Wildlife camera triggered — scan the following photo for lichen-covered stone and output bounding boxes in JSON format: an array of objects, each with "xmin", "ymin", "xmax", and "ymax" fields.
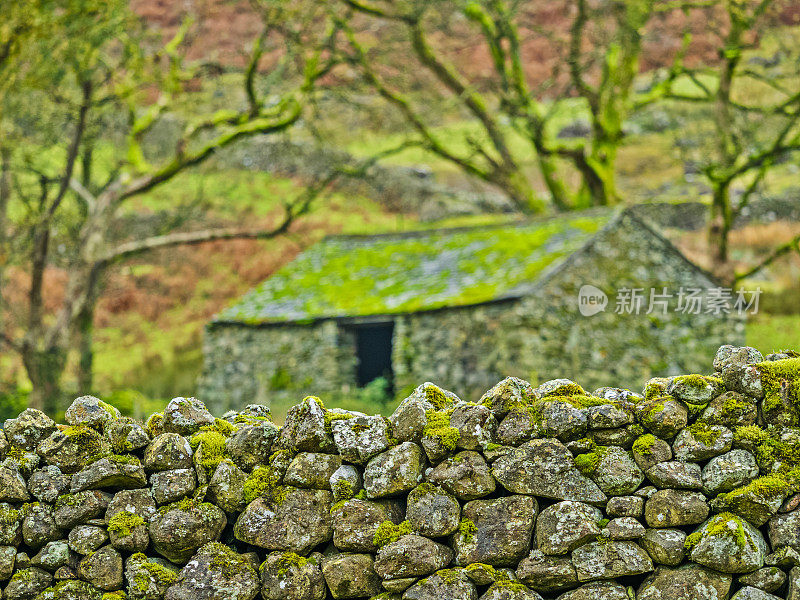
[
  {"xmin": 375, "ymin": 535, "xmax": 453, "ymax": 580},
  {"xmin": 70, "ymin": 456, "xmax": 147, "ymax": 492},
  {"xmin": 329, "ymin": 464, "xmax": 362, "ymax": 502},
  {"xmin": 644, "ymin": 489, "xmax": 709, "ymax": 528},
  {"xmin": 738, "ymin": 567, "xmax": 786, "ymax": 593},
  {"xmin": 640, "ymin": 528, "xmax": 686, "ymax": 566},
  {"xmin": 555, "ymin": 581, "xmax": 628, "ymax": 600},
  {"xmin": 53, "ymin": 490, "xmax": 109, "ymax": 529},
  {"xmin": 280, "ymin": 397, "xmax": 335, "ymax": 453},
  {"xmin": 492, "ymin": 439, "xmax": 605, "ymax": 503},
  {"xmin": 406, "ymin": 483, "xmax": 460, "ymax": 538},
  {"xmin": 571, "ymin": 540, "xmax": 653, "ymax": 581},
  {"xmin": 769, "ymin": 510, "xmax": 800, "ymax": 553},
  {"xmin": 322, "ymin": 552, "xmax": 382, "ymax": 598},
  {"xmin": 21, "ymin": 503, "xmax": 61, "ymax": 550},
  {"xmin": 284, "ymin": 452, "xmax": 342, "ymax": 490},
  {"xmin": 637, "ymin": 564, "xmax": 731, "ymax": 600},
  {"xmin": 667, "ymin": 375, "xmax": 723, "ymax": 406},
  {"xmin": 606, "ymin": 517, "xmax": 645, "ymax": 540},
  {"xmin": 688, "ymin": 513, "xmax": 767, "ymax": 574},
  {"xmin": 4, "ymin": 409, "xmax": 57, "ymax": 451},
  {"xmin": 234, "ymin": 488, "xmax": 332, "ymax": 554},
  {"xmin": 65, "ymin": 396, "xmax": 120, "ymax": 430},
  {"xmin": 516, "ymin": 552, "xmax": 577, "ymax": 594},
  {"xmin": 78, "ymin": 546, "xmax": 124, "ymax": 591},
  {"xmin": 427, "ymin": 451, "xmax": 495, "ymax": 500},
  {"xmin": 0, "ymin": 465, "xmax": 31, "ymax": 502},
  {"xmin": 125, "ymin": 552, "xmax": 179, "ymax": 600},
  {"xmin": 479, "ymin": 580, "xmax": 544, "ymax": 600},
  {"xmin": 702, "ymin": 450, "xmax": 759, "ymax": 496},
  {"xmin": 27, "ymin": 466, "xmax": 69, "ymax": 504},
  {"xmin": 105, "ymin": 488, "xmax": 157, "ymax": 524},
  {"xmin": 260, "ymin": 551, "xmax": 326, "ymax": 600},
  {"xmin": 331, "ymin": 498, "xmax": 403, "ymax": 552},
  {"xmin": 331, "ymin": 415, "xmax": 392, "ymax": 464},
  {"xmin": 646, "ymin": 461, "xmax": 702, "ymax": 490},
  {"xmin": 450, "ymin": 403, "xmax": 497, "ymax": 450},
  {"xmin": 31, "ymin": 541, "xmax": 69, "ymax": 571},
  {"xmin": 606, "ymin": 495, "xmax": 644, "ymax": 518},
  {"xmin": 68, "ymin": 525, "xmax": 109, "ymax": 555},
  {"xmin": 162, "ymin": 398, "xmax": 215, "ymax": 436},
  {"xmin": 700, "ymin": 391, "xmax": 757, "ymax": 428},
  {"xmin": 164, "ymin": 542, "xmax": 260, "ymax": 600},
  {"xmin": 581, "ymin": 446, "xmax": 643, "ymax": 496},
  {"xmin": 402, "ymin": 568, "xmax": 477, "ymax": 600},
  {"xmin": 4, "ymin": 567, "xmax": 53, "ymax": 600},
  {"xmin": 364, "ymin": 442, "xmax": 425, "ymax": 499},
  {"xmin": 636, "ymin": 398, "xmax": 688, "ymax": 439},
  {"xmin": 673, "ymin": 424, "xmax": 733, "ymax": 461},
  {"xmin": 632, "ymin": 434, "xmax": 673, "ymax": 472},
  {"xmin": 105, "ymin": 418, "xmax": 150, "ymax": 453},
  {"xmin": 149, "ymin": 500, "xmax": 226, "ymax": 563},
  {"xmin": 730, "ymin": 586, "xmax": 782, "ymax": 600},
  {"xmin": 534, "ymin": 501, "xmax": 601, "ymax": 555},
  {"xmin": 143, "ymin": 433, "xmax": 193, "ymax": 472},
  {"xmin": 150, "ymin": 468, "xmax": 197, "ymax": 505},
  {"xmin": 453, "ymin": 495, "xmax": 536, "ymax": 566},
  {"xmin": 36, "ymin": 426, "xmax": 111, "ymax": 474}
]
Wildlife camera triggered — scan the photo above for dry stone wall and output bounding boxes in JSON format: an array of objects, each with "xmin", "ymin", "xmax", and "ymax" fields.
[{"xmin": 3, "ymin": 345, "xmax": 800, "ymax": 600}]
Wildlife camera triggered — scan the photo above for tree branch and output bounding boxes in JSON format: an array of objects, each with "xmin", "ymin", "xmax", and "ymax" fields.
[{"xmin": 735, "ymin": 234, "xmax": 800, "ymax": 282}]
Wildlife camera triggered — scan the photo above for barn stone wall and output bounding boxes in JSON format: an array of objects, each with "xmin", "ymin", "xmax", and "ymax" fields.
[{"xmin": 2, "ymin": 345, "xmax": 800, "ymax": 600}]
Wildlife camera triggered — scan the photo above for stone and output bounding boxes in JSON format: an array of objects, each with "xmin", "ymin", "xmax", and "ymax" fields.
[
  {"xmin": 27, "ymin": 466, "xmax": 69, "ymax": 503},
  {"xmin": 108, "ymin": 510, "xmax": 149, "ymax": 553},
  {"xmin": 78, "ymin": 546, "xmax": 123, "ymax": 590},
  {"xmin": 571, "ymin": 540, "xmax": 653, "ymax": 581},
  {"xmin": 454, "ymin": 495, "xmax": 536, "ymax": 566},
  {"xmin": 364, "ymin": 442, "xmax": 425, "ymax": 499},
  {"xmin": 702, "ymin": 450, "xmax": 759, "ymax": 496},
  {"xmin": 402, "ymin": 568, "xmax": 478, "ymax": 600},
  {"xmin": 70, "ymin": 456, "xmax": 147, "ymax": 492},
  {"xmin": 480, "ymin": 377, "xmax": 536, "ymax": 417},
  {"xmin": 606, "ymin": 517, "xmax": 645, "ymax": 540},
  {"xmin": 555, "ymin": 581, "xmax": 628, "ymax": 600},
  {"xmin": 65, "ymin": 396, "xmax": 119, "ymax": 430},
  {"xmin": 35, "ymin": 579, "xmax": 104, "ymax": 600},
  {"xmin": 537, "ymin": 400, "xmax": 587, "ymax": 441},
  {"xmin": 284, "ymin": 452, "xmax": 342, "ymax": 489},
  {"xmin": 149, "ymin": 501, "xmax": 227, "ymax": 563},
  {"xmin": 636, "ymin": 398, "xmax": 688, "ymax": 439},
  {"xmin": 644, "ymin": 489, "xmax": 709, "ymax": 528},
  {"xmin": 4, "ymin": 409, "xmax": 56, "ymax": 451},
  {"xmin": 584, "ymin": 404, "xmax": 633, "ymax": 430},
  {"xmin": 150, "ymin": 468, "xmax": 197, "ymax": 505},
  {"xmin": 788, "ymin": 566, "xmax": 800, "ymax": 600},
  {"xmin": 207, "ymin": 460, "xmax": 246, "ymax": 512},
  {"xmin": 226, "ymin": 422, "xmax": 280, "ymax": 471},
  {"xmin": 54, "ymin": 490, "xmax": 109, "ymax": 529},
  {"xmin": 700, "ymin": 391, "xmax": 757, "ymax": 428},
  {"xmin": 673, "ymin": 425, "xmax": 733, "ymax": 461},
  {"xmin": 738, "ymin": 567, "xmax": 786, "ymax": 593},
  {"xmin": 406, "ymin": 483, "xmax": 460, "ymax": 537},
  {"xmin": 21, "ymin": 503, "xmax": 61, "ymax": 549},
  {"xmin": 329, "ymin": 465, "xmax": 362, "ymax": 502},
  {"xmin": 583, "ymin": 446, "xmax": 643, "ymax": 496},
  {"xmin": 0, "ymin": 466, "xmax": 30, "ymax": 502},
  {"xmin": 427, "ymin": 451, "xmax": 495, "ymax": 500},
  {"xmin": 31, "ymin": 541, "xmax": 69, "ymax": 571},
  {"xmin": 479, "ymin": 581, "xmax": 544, "ymax": 600},
  {"xmin": 646, "ymin": 461, "xmax": 702, "ymax": 490},
  {"xmin": 606, "ymin": 495, "xmax": 644, "ymax": 517},
  {"xmin": 162, "ymin": 397, "xmax": 215, "ymax": 436},
  {"xmin": 331, "ymin": 498, "xmax": 403, "ymax": 552},
  {"xmin": 450, "ymin": 403, "xmax": 497, "ymax": 450},
  {"xmin": 234, "ymin": 488, "xmax": 332, "ymax": 554},
  {"xmin": 36, "ymin": 426, "xmax": 110, "ymax": 474},
  {"xmin": 0, "ymin": 545, "xmax": 15, "ymax": 580},
  {"xmin": 4, "ymin": 567, "xmax": 53, "ymax": 600},
  {"xmin": 688, "ymin": 513, "xmax": 767, "ymax": 573},
  {"xmin": 280, "ymin": 397, "xmax": 335, "ymax": 453},
  {"xmin": 125, "ymin": 553, "xmax": 180, "ymax": 600},
  {"xmin": 321, "ymin": 553, "xmax": 382, "ymax": 598},
  {"xmin": 770, "ymin": 510, "xmax": 800, "ymax": 553},
  {"xmin": 0, "ymin": 503, "xmax": 22, "ymax": 546},
  {"xmin": 731, "ymin": 587, "xmax": 782, "ymax": 600},
  {"xmin": 534, "ymin": 501, "xmax": 602, "ymax": 555},
  {"xmin": 492, "ymin": 439, "xmax": 605, "ymax": 503},
  {"xmin": 497, "ymin": 410, "xmax": 538, "ymax": 446},
  {"xmin": 68, "ymin": 525, "xmax": 108, "ymax": 555},
  {"xmin": 718, "ymin": 347, "xmax": 764, "ymax": 398},
  {"xmin": 105, "ymin": 418, "xmax": 150, "ymax": 453},
  {"xmin": 375, "ymin": 535, "xmax": 453, "ymax": 580},
  {"xmin": 105, "ymin": 488, "xmax": 157, "ymax": 523},
  {"xmin": 143, "ymin": 433, "xmax": 193, "ymax": 472},
  {"xmin": 632, "ymin": 434, "xmax": 673, "ymax": 472},
  {"xmin": 667, "ymin": 375, "xmax": 724, "ymax": 406},
  {"xmin": 331, "ymin": 415, "xmax": 392, "ymax": 464},
  {"xmin": 516, "ymin": 552, "xmax": 578, "ymax": 594},
  {"xmin": 640, "ymin": 528, "xmax": 686, "ymax": 566},
  {"xmin": 637, "ymin": 564, "xmax": 732, "ymax": 600},
  {"xmin": 260, "ymin": 551, "xmax": 326, "ymax": 600},
  {"xmin": 164, "ymin": 542, "xmax": 260, "ymax": 600}
]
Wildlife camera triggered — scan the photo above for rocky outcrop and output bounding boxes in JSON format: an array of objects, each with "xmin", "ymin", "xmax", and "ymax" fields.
[{"xmin": 2, "ymin": 345, "xmax": 800, "ymax": 599}]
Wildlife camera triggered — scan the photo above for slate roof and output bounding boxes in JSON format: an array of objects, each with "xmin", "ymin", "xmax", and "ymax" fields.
[{"xmin": 214, "ymin": 211, "xmax": 613, "ymax": 325}]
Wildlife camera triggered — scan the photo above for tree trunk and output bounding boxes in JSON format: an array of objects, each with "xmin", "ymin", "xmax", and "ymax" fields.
[
  {"xmin": 75, "ymin": 303, "xmax": 94, "ymax": 394},
  {"xmin": 22, "ymin": 346, "xmax": 67, "ymax": 415},
  {"xmin": 708, "ymin": 182, "xmax": 735, "ymax": 285}
]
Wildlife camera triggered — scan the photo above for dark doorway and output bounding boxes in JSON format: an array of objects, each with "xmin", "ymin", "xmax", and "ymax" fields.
[{"xmin": 354, "ymin": 322, "xmax": 394, "ymax": 389}]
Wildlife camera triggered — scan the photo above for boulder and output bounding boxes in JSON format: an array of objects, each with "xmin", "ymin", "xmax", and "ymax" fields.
[
  {"xmin": 673, "ymin": 425, "xmax": 733, "ymax": 461},
  {"xmin": 331, "ymin": 415, "xmax": 392, "ymax": 464},
  {"xmin": 402, "ymin": 568, "xmax": 478, "ymax": 600},
  {"xmin": 143, "ymin": 433, "xmax": 193, "ymax": 472},
  {"xmin": 644, "ymin": 489, "xmax": 709, "ymax": 528},
  {"xmin": 260, "ymin": 551, "xmax": 326, "ymax": 600},
  {"xmin": 516, "ymin": 552, "xmax": 578, "ymax": 594},
  {"xmin": 284, "ymin": 452, "xmax": 342, "ymax": 490},
  {"xmin": 77, "ymin": 546, "xmax": 123, "ymax": 591},
  {"xmin": 640, "ymin": 528, "xmax": 686, "ymax": 566},
  {"xmin": 36, "ymin": 426, "xmax": 110, "ymax": 473},
  {"xmin": 4, "ymin": 409, "xmax": 57, "ymax": 451},
  {"xmin": 450, "ymin": 403, "xmax": 497, "ymax": 450},
  {"xmin": 207, "ymin": 460, "xmax": 246, "ymax": 512},
  {"xmin": 406, "ymin": 483, "xmax": 461, "ymax": 537},
  {"xmin": 149, "ymin": 500, "xmax": 226, "ymax": 563},
  {"xmin": 150, "ymin": 468, "xmax": 197, "ymax": 505},
  {"xmin": 162, "ymin": 397, "xmax": 215, "ymax": 436},
  {"xmin": 4, "ymin": 567, "xmax": 53, "ymax": 600},
  {"xmin": 688, "ymin": 513, "xmax": 767, "ymax": 573},
  {"xmin": 534, "ymin": 501, "xmax": 602, "ymax": 555},
  {"xmin": 70, "ymin": 456, "xmax": 147, "ymax": 492},
  {"xmin": 427, "ymin": 451, "xmax": 495, "ymax": 500},
  {"xmin": 54, "ymin": 490, "xmax": 109, "ymax": 529},
  {"xmin": 454, "ymin": 495, "xmax": 536, "ymax": 566},
  {"xmin": 364, "ymin": 442, "xmax": 425, "ymax": 499},
  {"xmin": 646, "ymin": 461, "xmax": 702, "ymax": 490},
  {"xmin": 27, "ymin": 466, "xmax": 69, "ymax": 503},
  {"xmin": 702, "ymin": 450, "xmax": 759, "ymax": 496},
  {"xmin": 375, "ymin": 534, "xmax": 453, "ymax": 580},
  {"xmin": 321, "ymin": 552, "xmax": 382, "ymax": 598},
  {"xmin": 164, "ymin": 542, "xmax": 260, "ymax": 600},
  {"xmin": 279, "ymin": 397, "xmax": 335, "ymax": 453},
  {"xmin": 68, "ymin": 525, "xmax": 108, "ymax": 555},
  {"xmin": 738, "ymin": 567, "xmax": 786, "ymax": 593},
  {"xmin": 637, "ymin": 564, "xmax": 732, "ymax": 600},
  {"xmin": 65, "ymin": 396, "xmax": 119, "ymax": 430},
  {"xmin": 226, "ymin": 422, "xmax": 279, "ymax": 471},
  {"xmin": 571, "ymin": 540, "xmax": 653, "ymax": 581},
  {"xmin": 331, "ymin": 497, "xmax": 403, "ymax": 552},
  {"xmin": 125, "ymin": 553, "xmax": 179, "ymax": 600}
]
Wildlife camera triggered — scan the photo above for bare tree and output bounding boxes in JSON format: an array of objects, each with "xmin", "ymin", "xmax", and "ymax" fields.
[
  {"xmin": 0, "ymin": 0, "xmax": 342, "ymax": 413},
  {"xmin": 667, "ymin": 0, "xmax": 800, "ymax": 282},
  {"xmin": 334, "ymin": 0, "xmax": 689, "ymax": 212}
]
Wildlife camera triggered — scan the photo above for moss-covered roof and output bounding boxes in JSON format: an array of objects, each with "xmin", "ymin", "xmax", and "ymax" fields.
[{"xmin": 215, "ymin": 213, "xmax": 611, "ymax": 324}]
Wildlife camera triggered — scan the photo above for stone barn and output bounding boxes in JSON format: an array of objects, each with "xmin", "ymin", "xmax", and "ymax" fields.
[{"xmin": 199, "ymin": 208, "xmax": 744, "ymax": 413}]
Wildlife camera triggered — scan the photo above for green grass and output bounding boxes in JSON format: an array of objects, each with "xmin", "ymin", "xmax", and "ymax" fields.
[{"xmin": 747, "ymin": 314, "xmax": 800, "ymax": 357}]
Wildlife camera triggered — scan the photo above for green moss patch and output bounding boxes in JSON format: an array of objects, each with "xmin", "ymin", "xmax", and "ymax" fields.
[
  {"xmin": 423, "ymin": 410, "xmax": 460, "ymax": 452},
  {"xmin": 373, "ymin": 520, "xmax": 413, "ymax": 547},
  {"xmin": 108, "ymin": 510, "xmax": 145, "ymax": 537}
]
